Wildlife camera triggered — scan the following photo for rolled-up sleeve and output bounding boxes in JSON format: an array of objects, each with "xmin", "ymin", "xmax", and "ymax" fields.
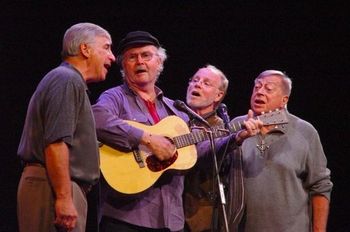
[{"xmin": 92, "ymin": 88, "xmax": 144, "ymax": 150}]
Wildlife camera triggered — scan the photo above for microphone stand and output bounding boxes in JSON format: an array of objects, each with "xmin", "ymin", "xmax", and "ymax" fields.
[
  {"xmin": 186, "ymin": 108, "xmax": 230, "ymax": 232},
  {"xmin": 203, "ymin": 128, "xmax": 230, "ymax": 232}
]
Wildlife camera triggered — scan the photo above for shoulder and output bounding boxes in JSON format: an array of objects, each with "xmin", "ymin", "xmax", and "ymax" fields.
[
  {"xmin": 37, "ymin": 65, "xmax": 85, "ymax": 95},
  {"xmin": 103, "ymin": 84, "xmax": 124, "ymax": 94},
  {"xmin": 45, "ymin": 64, "xmax": 84, "ymax": 86},
  {"xmin": 99, "ymin": 84, "xmax": 127, "ymax": 98},
  {"xmin": 162, "ymin": 97, "xmax": 189, "ymax": 121},
  {"xmin": 287, "ymin": 112, "xmax": 320, "ymax": 138},
  {"xmin": 162, "ymin": 96, "xmax": 175, "ymax": 105},
  {"xmin": 288, "ymin": 113, "xmax": 316, "ymax": 131},
  {"xmin": 49, "ymin": 64, "xmax": 80, "ymax": 79}
]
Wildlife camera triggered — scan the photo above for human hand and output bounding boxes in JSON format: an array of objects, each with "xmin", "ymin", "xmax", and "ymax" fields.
[
  {"xmin": 235, "ymin": 109, "xmax": 263, "ymax": 144},
  {"xmin": 142, "ymin": 132, "xmax": 176, "ymax": 161},
  {"xmin": 54, "ymin": 197, "xmax": 78, "ymax": 231}
]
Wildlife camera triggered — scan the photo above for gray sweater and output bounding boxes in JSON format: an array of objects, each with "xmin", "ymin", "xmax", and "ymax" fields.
[{"xmin": 233, "ymin": 111, "xmax": 332, "ymax": 232}]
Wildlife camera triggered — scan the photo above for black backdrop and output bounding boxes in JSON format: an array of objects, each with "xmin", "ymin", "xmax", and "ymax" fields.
[{"xmin": 1, "ymin": 1, "xmax": 349, "ymax": 231}]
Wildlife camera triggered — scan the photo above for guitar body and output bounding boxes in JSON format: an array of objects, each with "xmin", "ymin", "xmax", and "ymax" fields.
[{"xmin": 100, "ymin": 116, "xmax": 197, "ymax": 194}]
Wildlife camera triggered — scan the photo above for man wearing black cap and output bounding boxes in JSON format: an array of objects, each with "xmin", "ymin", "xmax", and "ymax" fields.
[{"xmin": 92, "ymin": 31, "xmax": 262, "ymax": 232}]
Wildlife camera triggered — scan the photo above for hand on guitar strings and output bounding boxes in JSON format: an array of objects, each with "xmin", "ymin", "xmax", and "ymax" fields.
[{"xmin": 141, "ymin": 132, "xmax": 176, "ymax": 161}]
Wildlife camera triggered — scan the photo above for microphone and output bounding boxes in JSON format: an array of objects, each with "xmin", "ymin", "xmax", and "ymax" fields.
[
  {"xmin": 217, "ymin": 103, "xmax": 231, "ymax": 130},
  {"xmin": 173, "ymin": 100, "xmax": 210, "ymax": 127}
]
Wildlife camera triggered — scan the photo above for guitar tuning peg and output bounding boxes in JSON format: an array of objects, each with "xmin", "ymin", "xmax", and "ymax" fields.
[
  {"xmin": 269, "ymin": 110, "xmax": 272, "ymax": 113},
  {"xmin": 261, "ymin": 111, "xmax": 265, "ymax": 114}
]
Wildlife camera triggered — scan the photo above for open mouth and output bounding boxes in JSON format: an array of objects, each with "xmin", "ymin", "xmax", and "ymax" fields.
[
  {"xmin": 104, "ymin": 64, "xmax": 111, "ymax": 70},
  {"xmin": 191, "ymin": 91, "xmax": 201, "ymax": 97},
  {"xmin": 135, "ymin": 67, "xmax": 147, "ymax": 74},
  {"xmin": 254, "ymin": 99, "xmax": 265, "ymax": 104},
  {"xmin": 136, "ymin": 70, "xmax": 146, "ymax": 74}
]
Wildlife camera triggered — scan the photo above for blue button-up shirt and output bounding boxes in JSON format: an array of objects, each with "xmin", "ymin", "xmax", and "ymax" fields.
[{"xmin": 93, "ymin": 84, "xmax": 192, "ymax": 231}]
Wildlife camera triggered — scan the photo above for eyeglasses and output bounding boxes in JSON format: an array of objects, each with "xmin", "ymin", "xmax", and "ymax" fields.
[
  {"xmin": 124, "ymin": 52, "xmax": 156, "ymax": 63},
  {"xmin": 189, "ymin": 78, "xmax": 216, "ymax": 88}
]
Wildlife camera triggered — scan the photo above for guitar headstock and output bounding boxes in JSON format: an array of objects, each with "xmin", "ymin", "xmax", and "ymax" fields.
[{"xmin": 257, "ymin": 109, "xmax": 288, "ymax": 126}]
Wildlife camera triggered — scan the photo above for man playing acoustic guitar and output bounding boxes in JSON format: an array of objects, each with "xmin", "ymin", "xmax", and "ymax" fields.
[{"xmin": 92, "ymin": 31, "xmax": 262, "ymax": 232}]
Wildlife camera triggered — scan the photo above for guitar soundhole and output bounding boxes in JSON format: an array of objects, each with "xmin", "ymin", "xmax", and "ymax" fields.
[{"xmin": 146, "ymin": 152, "xmax": 178, "ymax": 172}]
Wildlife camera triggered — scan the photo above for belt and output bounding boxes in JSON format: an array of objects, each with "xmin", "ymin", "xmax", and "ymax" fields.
[
  {"xmin": 25, "ymin": 162, "xmax": 44, "ymax": 167},
  {"xmin": 25, "ymin": 163, "xmax": 92, "ymax": 195},
  {"xmin": 25, "ymin": 163, "xmax": 93, "ymax": 196}
]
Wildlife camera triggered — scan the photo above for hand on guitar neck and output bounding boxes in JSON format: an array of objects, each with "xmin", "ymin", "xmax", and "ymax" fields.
[{"xmin": 234, "ymin": 109, "xmax": 263, "ymax": 145}]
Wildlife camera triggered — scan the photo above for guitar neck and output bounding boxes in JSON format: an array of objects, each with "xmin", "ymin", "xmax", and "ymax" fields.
[
  {"xmin": 173, "ymin": 120, "xmax": 244, "ymax": 148},
  {"xmin": 173, "ymin": 109, "xmax": 288, "ymax": 149}
]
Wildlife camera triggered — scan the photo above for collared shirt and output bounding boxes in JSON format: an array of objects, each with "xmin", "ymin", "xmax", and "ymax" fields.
[
  {"xmin": 93, "ymin": 84, "xmax": 234, "ymax": 231},
  {"xmin": 232, "ymin": 111, "xmax": 333, "ymax": 232},
  {"xmin": 189, "ymin": 110, "xmax": 223, "ymax": 129},
  {"xmin": 93, "ymin": 84, "xmax": 190, "ymax": 231},
  {"xmin": 17, "ymin": 62, "xmax": 100, "ymax": 185}
]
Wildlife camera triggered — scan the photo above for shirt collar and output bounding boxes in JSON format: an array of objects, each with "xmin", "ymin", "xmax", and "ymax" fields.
[
  {"xmin": 122, "ymin": 83, "xmax": 164, "ymax": 100},
  {"xmin": 60, "ymin": 61, "xmax": 89, "ymax": 93},
  {"xmin": 201, "ymin": 110, "xmax": 218, "ymax": 120}
]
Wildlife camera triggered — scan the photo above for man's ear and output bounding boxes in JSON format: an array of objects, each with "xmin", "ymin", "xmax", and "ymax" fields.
[
  {"xmin": 215, "ymin": 91, "xmax": 224, "ymax": 103},
  {"xmin": 282, "ymin": 95, "xmax": 289, "ymax": 106},
  {"xmin": 80, "ymin": 43, "xmax": 91, "ymax": 58}
]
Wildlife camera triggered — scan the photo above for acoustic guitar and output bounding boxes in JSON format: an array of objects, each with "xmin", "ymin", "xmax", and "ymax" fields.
[{"xmin": 100, "ymin": 110, "xmax": 288, "ymax": 194}]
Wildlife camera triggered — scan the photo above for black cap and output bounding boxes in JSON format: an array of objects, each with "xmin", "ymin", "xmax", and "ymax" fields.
[{"xmin": 116, "ymin": 31, "xmax": 160, "ymax": 55}]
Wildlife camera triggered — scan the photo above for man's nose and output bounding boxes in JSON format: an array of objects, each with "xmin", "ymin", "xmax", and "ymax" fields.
[{"xmin": 109, "ymin": 53, "xmax": 116, "ymax": 62}]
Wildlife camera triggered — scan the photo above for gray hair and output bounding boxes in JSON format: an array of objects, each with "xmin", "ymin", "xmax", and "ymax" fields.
[
  {"xmin": 61, "ymin": 22, "xmax": 111, "ymax": 59},
  {"xmin": 255, "ymin": 70, "xmax": 292, "ymax": 96},
  {"xmin": 205, "ymin": 64, "xmax": 229, "ymax": 95},
  {"xmin": 119, "ymin": 46, "xmax": 167, "ymax": 80}
]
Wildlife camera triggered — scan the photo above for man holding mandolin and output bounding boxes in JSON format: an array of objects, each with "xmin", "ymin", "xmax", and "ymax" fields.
[{"xmin": 92, "ymin": 31, "xmax": 262, "ymax": 232}]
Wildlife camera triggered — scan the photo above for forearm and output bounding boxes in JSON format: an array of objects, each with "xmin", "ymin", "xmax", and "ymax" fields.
[
  {"xmin": 196, "ymin": 135, "xmax": 232, "ymax": 161},
  {"xmin": 45, "ymin": 142, "xmax": 72, "ymax": 200},
  {"xmin": 312, "ymin": 194, "xmax": 330, "ymax": 232},
  {"xmin": 45, "ymin": 141, "xmax": 78, "ymax": 229},
  {"xmin": 93, "ymin": 104, "xmax": 143, "ymax": 149}
]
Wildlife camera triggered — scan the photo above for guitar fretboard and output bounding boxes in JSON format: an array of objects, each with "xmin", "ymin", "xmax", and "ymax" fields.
[
  {"xmin": 173, "ymin": 109, "xmax": 288, "ymax": 148},
  {"xmin": 173, "ymin": 120, "xmax": 244, "ymax": 148}
]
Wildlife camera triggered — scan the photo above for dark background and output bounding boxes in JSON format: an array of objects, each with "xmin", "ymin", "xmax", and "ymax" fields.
[{"xmin": 1, "ymin": 1, "xmax": 349, "ymax": 231}]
